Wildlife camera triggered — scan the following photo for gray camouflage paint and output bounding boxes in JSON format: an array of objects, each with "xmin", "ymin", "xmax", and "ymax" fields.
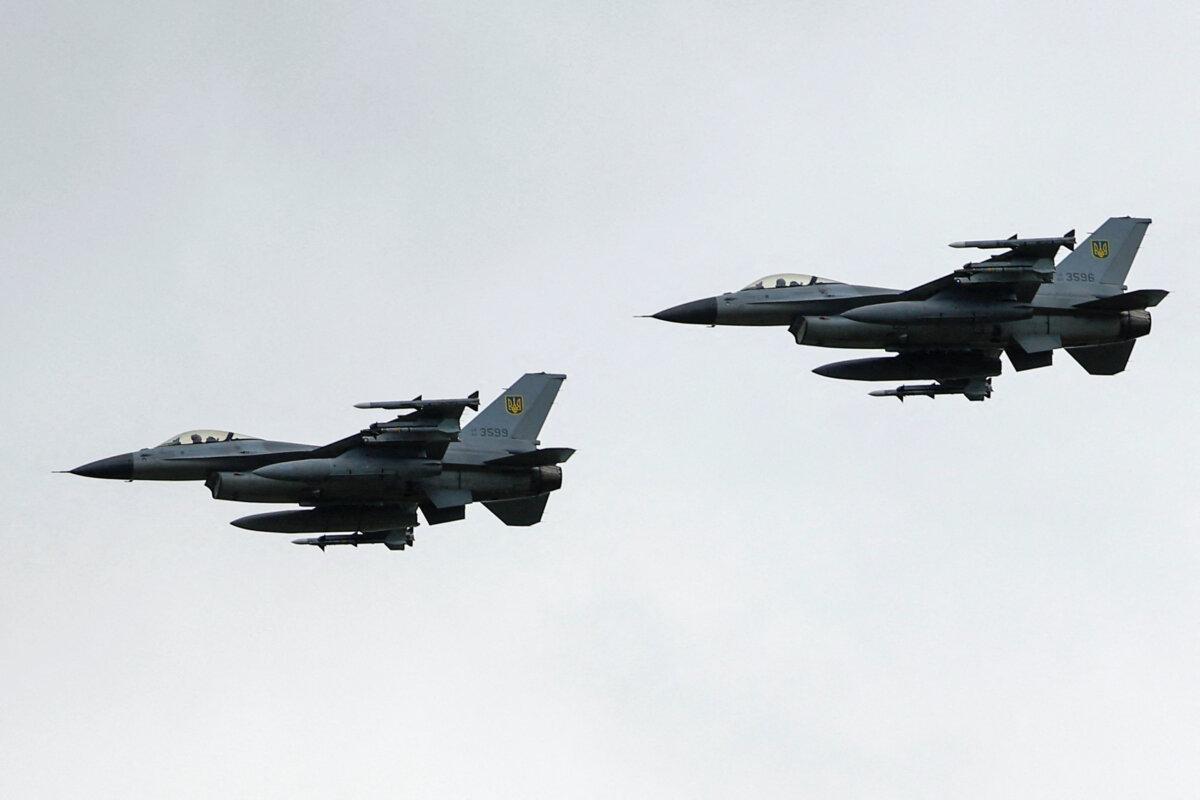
[
  {"xmin": 69, "ymin": 373, "xmax": 572, "ymax": 550},
  {"xmin": 652, "ymin": 217, "xmax": 1166, "ymax": 400}
]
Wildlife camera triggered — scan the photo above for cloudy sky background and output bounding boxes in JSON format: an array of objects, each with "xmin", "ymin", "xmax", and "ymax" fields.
[{"xmin": 3, "ymin": 2, "xmax": 1198, "ymax": 797}]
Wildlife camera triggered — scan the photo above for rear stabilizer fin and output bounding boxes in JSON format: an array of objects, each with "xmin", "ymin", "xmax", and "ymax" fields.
[
  {"xmin": 484, "ymin": 448, "xmax": 575, "ymax": 467},
  {"xmin": 1067, "ymin": 340, "xmax": 1136, "ymax": 375},
  {"xmin": 1072, "ymin": 289, "xmax": 1168, "ymax": 311},
  {"xmin": 1055, "ymin": 217, "xmax": 1151, "ymax": 291},
  {"xmin": 483, "ymin": 494, "xmax": 551, "ymax": 526},
  {"xmin": 462, "ymin": 373, "xmax": 566, "ymax": 449}
]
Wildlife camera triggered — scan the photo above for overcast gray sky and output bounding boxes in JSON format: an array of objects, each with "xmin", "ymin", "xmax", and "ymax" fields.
[{"xmin": 2, "ymin": 1, "xmax": 1198, "ymax": 797}]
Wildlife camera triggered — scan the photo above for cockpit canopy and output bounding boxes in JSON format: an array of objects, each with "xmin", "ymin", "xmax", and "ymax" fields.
[
  {"xmin": 740, "ymin": 273, "xmax": 841, "ymax": 291},
  {"xmin": 156, "ymin": 430, "xmax": 258, "ymax": 447}
]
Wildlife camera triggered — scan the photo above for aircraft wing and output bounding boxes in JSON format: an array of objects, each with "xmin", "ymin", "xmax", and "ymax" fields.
[
  {"xmin": 312, "ymin": 393, "xmax": 482, "ymax": 461},
  {"xmin": 901, "ymin": 230, "xmax": 1076, "ymax": 304},
  {"xmin": 899, "ymin": 264, "xmax": 1051, "ymax": 304},
  {"xmin": 898, "ymin": 273, "xmax": 1045, "ymax": 305}
]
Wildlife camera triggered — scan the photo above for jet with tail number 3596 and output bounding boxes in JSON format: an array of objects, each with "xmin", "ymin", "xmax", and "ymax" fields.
[{"xmin": 650, "ymin": 217, "xmax": 1166, "ymax": 401}]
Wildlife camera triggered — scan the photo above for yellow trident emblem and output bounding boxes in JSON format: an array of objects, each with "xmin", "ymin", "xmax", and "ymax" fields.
[
  {"xmin": 505, "ymin": 395, "xmax": 524, "ymax": 415},
  {"xmin": 1092, "ymin": 240, "xmax": 1110, "ymax": 259}
]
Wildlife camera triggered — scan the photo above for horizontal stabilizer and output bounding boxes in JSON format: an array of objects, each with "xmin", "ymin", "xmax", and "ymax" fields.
[
  {"xmin": 1072, "ymin": 289, "xmax": 1168, "ymax": 311},
  {"xmin": 1067, "ymin": 340, "xmax": 1136, "ymax": 375},
  {"xmin": 484, "ymin": 448, "xmax": 575, "ymax": 467},
  {"xmin": 483, "ymin": 494, "xmax": 550, "ymax": 526}
]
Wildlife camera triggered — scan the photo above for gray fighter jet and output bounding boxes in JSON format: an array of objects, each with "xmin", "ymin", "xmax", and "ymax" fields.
[
  {"xmin": 651, "ymin": 217, "xmax": 1166, "ymax": 400},
  {"xmin": 67, "ymin": 373, "xmax": 572, "ymax": 550}
]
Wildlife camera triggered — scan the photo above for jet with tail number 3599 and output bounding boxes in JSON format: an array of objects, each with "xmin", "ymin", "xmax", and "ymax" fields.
[
  {"xmin": 66, "ymin": 373, "xmax": 572, "ymax": 550},
  {"xmin": 650, "ymin": 217, "xmax": 1166, "ymax": 401}
]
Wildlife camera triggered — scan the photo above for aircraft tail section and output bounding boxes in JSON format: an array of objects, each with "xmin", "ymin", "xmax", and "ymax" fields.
[
  {"xmin": 1066, "ymin": 340, "xmax": 1136, "ymax": 375},
  {"xmin": 462, "ymin": 373, "xmax": 566, "ymax": 449},
  {"xmin": 483, "ymin": 494, "xmax": 551, "ymax": 526},
  {"xmin": 1054, "ymin": 217, "xmax": 1151, "ymax": 293}
]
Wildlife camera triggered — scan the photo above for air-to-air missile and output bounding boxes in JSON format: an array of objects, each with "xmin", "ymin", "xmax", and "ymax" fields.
[
  {"xmin": 68, "ymin": 373, "xmax": 572, "ymax": 551},
  {"xmin": 649, "ymin": 217, "xmax": 1167, "ymax": 400}
]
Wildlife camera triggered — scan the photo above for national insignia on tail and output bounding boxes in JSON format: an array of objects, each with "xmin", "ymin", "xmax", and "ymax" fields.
[
  {"xmin": 1092, "ymin": 240, "xmax": 1110, "ymax": 259},
  {"xmin": 505, "ymin": 395, "xmax": 524, "ymax": 415}
]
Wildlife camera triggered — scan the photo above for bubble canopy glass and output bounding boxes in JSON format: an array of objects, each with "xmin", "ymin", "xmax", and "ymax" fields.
[
  {"xmin": 740, "ymin": 273, "xmax": 841, "ymax": 291},
  {"xmin": 156, "ymin": 430, "xmax": 258, "ymax": 447}
]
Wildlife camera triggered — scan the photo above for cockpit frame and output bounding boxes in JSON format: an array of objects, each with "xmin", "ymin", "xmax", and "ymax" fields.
[
  {"xmin": 740, "ymin": 273, "xmax": 841, "ymax": 291},
  {"xmin": 156, "ymin": 430, "xmax": 258, "ymax": 447}
]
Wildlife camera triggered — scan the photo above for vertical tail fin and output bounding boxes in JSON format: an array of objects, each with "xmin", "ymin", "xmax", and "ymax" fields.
[
  {"xmin": 461, "ymin": 373, "xmax": 566, "ymax": 449},
  {"xmin": 1054, "ymin": 217, "xmax": 1151, "ymax": 293}
]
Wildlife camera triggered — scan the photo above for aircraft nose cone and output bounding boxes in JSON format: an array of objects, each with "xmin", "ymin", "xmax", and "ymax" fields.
[
  {"xmin": 71, "ymin": 453, "xmax": 134, "ymax": 480},
  {"xmin": 652, "ymin": 298, "xmax": 718, "ymax": 325}
]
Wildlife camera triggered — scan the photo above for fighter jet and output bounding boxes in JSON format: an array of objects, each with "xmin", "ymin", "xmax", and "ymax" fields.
[
  {"xmin": 67, "ymin": 373, "xmax": 572, "ymax": 550},
  {"xmin": 651, "ymin": 217, "xmax": 1167, "ymax": 400}
]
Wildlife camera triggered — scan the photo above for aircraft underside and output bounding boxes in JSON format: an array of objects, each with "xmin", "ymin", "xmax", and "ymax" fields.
[
  {"xmin": 795, "ymin": 311, "xmax": 1152, "ymax": 401},
  {"xmin": 792, "ymin": 309, "xmax": 1149, "ymax": 351}
]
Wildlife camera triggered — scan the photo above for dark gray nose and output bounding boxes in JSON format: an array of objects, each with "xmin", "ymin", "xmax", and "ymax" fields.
[
  {"xmin": 652, "ymin": 297, "xmax": 718, "ymax": 325},
  {"xmin": 71, "ymin": 453, "xmax": 134, "ymax": 480}
]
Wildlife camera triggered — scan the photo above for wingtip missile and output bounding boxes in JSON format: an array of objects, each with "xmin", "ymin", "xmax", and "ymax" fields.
[
  {"xmin": 949, "ymin": 235, "xmax": 1076, "ymax": 250},
  {"xmin": 355, "ymin": 395, "xmax": 481, "ymax": 411}
]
